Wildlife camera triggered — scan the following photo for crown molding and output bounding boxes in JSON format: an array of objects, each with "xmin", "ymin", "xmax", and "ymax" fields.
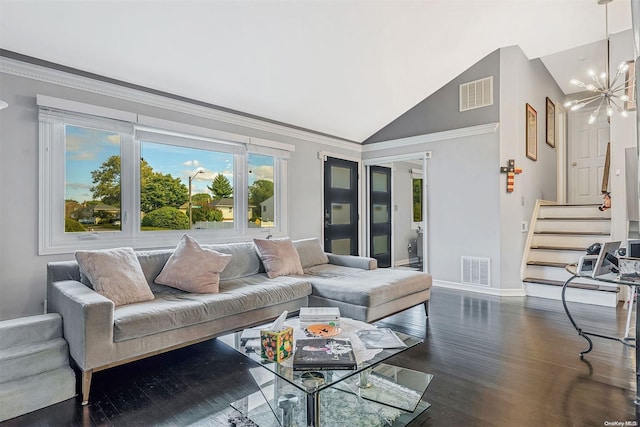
[
  {"xmin": 0, "ymin": 57, "xmax": 362, "ymax": 152},
  {"xmin": 362, "ymin": 122, "xmax": 500, "ymax": 152}
]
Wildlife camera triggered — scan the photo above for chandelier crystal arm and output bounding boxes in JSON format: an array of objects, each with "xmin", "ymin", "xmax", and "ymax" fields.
[
  {"xmin": 566, "ymin": 0, "xmax": 631, "ymax": 124},
  {"xmin": 610, "ymin": 65, "xmax": 629, "ymax": 88},
  {"xmin": 565, "ymin": 94, "xmax": 605, "ymax": 111},
  {"xmin": 611, "ymin": 81, "xmax": 628, "ymax": 93}
]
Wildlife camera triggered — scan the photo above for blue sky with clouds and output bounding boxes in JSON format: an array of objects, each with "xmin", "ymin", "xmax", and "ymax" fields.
[{"xmin": 65, "ymin": 125, "xmax": 274, "ymax": 204}]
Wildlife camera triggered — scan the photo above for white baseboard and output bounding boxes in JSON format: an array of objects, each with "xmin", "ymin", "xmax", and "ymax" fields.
[
  {"xmin": 434, "ymin": 279, "xmax": 617, "ymax": 305},
  {"xmin": 524, "ymin": 282, "xmax": 617, "ymax": 307},
  {"xmin": 433, "ymin": 280, "xmax": 526, "ymax": 297}
]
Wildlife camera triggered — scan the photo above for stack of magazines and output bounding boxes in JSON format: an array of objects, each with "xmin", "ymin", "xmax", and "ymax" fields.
[{"xmin": 292, "ymin": 338, "xmax": 356, "ymax": 371}]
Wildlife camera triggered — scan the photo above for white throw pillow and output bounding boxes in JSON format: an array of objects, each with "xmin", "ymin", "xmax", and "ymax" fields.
[
  {"xmin": 254, "ymin": 238, "xmax": 304, "ymax": 279},
  {"xmin": 155, "ymin": 234, "xmax": 232, "ymax": 293},
  {"xmin": 75, "ymin": 247, "xmax": 155, "ymax": 306}
]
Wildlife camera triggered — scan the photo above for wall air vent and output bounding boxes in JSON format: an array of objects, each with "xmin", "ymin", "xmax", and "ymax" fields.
[
  {"xmin": 459, "ymin": 76, "xmax": 493, "ymax": 112},
  {"xmin": 461, "ymin": 256, "xmax": 491, "ymax": 287}
]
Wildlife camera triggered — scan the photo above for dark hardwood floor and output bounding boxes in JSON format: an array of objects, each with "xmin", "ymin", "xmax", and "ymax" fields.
[{"xmin": 3, "ymin": 287, "xmax": 638, "ymax": 426}]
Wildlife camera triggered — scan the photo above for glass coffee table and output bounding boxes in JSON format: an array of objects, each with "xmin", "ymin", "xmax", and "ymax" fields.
[{"xmin": 218, "ymin": 317, "xmax": 433, "ymax": 427}]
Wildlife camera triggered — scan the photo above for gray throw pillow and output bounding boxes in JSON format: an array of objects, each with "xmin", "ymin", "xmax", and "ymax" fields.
[
  {"xmin": 293, "ymin": 238, "xmax": 329, "ymax": 269},
  {"xmin": 254, "ymin": 238, "xmax": 304, "ymax": 279},
  {"xmin": 75, "ymin": 247, "xmax": 155, "ymax": 306}
]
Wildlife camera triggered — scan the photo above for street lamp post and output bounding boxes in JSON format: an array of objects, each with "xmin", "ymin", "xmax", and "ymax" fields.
[{"xmin": 188, "ymin": 169, "xmax": 203, "ymax": 228}]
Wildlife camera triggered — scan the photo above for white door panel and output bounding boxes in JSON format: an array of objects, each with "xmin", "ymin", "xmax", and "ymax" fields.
[{"xmin": 568, "ymin": 110, "xmax": 609, "ymax": 204}]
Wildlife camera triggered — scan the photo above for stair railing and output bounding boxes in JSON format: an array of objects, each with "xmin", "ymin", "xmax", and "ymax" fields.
[{"xmin": 520, "ymin": 199, "xmax": 557, "ymax": 281}]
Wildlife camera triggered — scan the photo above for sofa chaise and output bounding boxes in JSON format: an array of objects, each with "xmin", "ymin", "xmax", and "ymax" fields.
[{"xmin": 47, "ymin": 237, "xmax": 431, "ymax": 404}]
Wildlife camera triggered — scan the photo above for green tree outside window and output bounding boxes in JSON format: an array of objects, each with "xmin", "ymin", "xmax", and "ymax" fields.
[{"xmin": 208, "ymin": 173, "xmax": 233, "ymax": 199}]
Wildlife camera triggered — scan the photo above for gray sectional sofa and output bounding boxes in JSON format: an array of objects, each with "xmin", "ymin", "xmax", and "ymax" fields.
[{"xmin": 47, "ymin": 238, "xmax": 431, "ymax": 404}]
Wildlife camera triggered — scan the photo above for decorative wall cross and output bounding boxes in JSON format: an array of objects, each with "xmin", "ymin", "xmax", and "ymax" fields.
[{"xmin": 499, "ymin": 159, "xmax": 522, "ymax": 193}]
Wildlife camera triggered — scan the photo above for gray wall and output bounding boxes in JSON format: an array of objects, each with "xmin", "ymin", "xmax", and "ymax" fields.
[
  {"xmin": 364, "ymin": 49, "xmax": 500, "ymax": 144},
  {"xmin": 0, "ymin": 66, "xmax": 358, "ymax": 320}
]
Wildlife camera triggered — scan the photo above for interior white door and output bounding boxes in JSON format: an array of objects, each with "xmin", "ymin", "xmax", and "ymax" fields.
[{"xmin": 568, "ymin": 109, "xmax": 610, "ymax": 205}]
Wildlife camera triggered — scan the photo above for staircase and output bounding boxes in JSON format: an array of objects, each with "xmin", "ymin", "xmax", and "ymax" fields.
[
  {"xmin": 522, "ymin": 201, "xmax": 618, "ymax": 307},
  {"xmin": 0, "ymin": 313, "xmax": 76, "ymax": 422}
]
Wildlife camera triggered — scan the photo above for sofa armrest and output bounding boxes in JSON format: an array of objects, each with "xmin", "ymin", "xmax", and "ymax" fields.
[
  {"xmin": 47, "ymin": 260, "xmax": 81, "ymax": 287},
  {"xmin": 326, "ymin": 253, "xmax": 377, "ymax": 270},
  {"xmin": 47, "ymin": 280, "xmax": 114, "ymax": 370}
]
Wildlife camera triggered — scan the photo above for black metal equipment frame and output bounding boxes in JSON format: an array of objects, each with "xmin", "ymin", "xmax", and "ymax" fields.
[{"xmin": 561, "ymin": 271, "xmax": 639, "ymax": 405}]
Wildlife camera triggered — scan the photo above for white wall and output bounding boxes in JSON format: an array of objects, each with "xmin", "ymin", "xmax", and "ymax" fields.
[
  {"xmin": 607, "ymin": 30, "xmax": 637, "ymax": 243},
  {"xmin": 391, "ymin": 161, "xmax": 416, "ymax": 266},
  {"xmin": 0, "ymin": 61, "xmax": 360, "ymax": 320},
  {"xmin": 499, "ymin": 47, "xmax": 563, "ymax": 290},
  {"xmin": 363, "ymin": 130, "xmax": 502, "ymax": 289}
]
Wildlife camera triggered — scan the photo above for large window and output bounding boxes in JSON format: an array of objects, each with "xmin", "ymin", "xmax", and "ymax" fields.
[{"xmin": 39, "ymin": 101, "xmax": 290, "ymax": 254}]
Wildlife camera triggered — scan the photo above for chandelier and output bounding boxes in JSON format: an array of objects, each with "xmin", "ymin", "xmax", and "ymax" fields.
[{"xmin": 563, "ymin": 0, "xmax": 633, "ymax": 124}]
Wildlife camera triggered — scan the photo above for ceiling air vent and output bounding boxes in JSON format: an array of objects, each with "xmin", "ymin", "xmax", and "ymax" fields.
[
  {"xmin": 461, "ymin": 256, "xmax": 490, "ymax": 287},
  {"xmin": 459, "ymin": 76, "xmax": 493, "ymax": 112}
]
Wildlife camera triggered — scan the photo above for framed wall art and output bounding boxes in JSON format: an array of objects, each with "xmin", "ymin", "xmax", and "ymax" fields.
[
  {"xmin": 545, "ymin": 97, "xmax": 555, "ymax": 148},
  {"xmin": 526, "ymin": 103, "xmax": 537, "ymax": 161},
  {"xmin": 625, "ymin": 60, "xmax": 636, "ymax": 111}
]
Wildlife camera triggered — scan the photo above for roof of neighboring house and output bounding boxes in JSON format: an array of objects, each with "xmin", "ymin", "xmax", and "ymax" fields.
[
  {"xmin": 210, "ymin": 198, "xmax": 234, "ymax": 208},
  {"xmin": 92, "ymin": 203, "xmax": 120, "ymax": 212}
]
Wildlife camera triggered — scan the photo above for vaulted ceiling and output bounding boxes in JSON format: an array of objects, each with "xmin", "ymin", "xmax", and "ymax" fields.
[{"xmin": 0, "ymin": 0, "xmax": 633, "ymax": 142}]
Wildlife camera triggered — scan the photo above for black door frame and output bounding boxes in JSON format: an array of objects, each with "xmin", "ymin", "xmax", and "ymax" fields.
[
  {"xmin": 364, "ymin": 153, "xmax": 429, "ymax": 273},
  {"xmin": 322, "ymin": 155, "xmax": 362, "ymax": 255},
  {"xmin": 369, "ymin": 165, "xmax": 392, "ymax": 268}
]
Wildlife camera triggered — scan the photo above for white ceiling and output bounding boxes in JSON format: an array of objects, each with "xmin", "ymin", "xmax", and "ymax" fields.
[{"xmin": 0, "ymin": 0, "xmax": 633, "ymax": 142}]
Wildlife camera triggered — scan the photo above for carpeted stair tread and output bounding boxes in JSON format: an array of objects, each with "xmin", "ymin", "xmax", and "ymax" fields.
[
  {"xmin": 0, "ymin": 367, "xmax": 76, "ymax": 422},
  {"xmin": 0, "ymin": 313, "xmax": 62, "ymax": 350},
  {"xmin": 0, "ymin": 313, "xmax": 76, "ymax": 422},
  {"xmin": 0, "ymin": 338, "xmax": 70, "ymax": 383}
]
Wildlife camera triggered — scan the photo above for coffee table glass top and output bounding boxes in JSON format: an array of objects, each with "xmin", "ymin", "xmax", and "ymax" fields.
[
  {"xmin": 218, "ymin": 317, "xmax": 423, "ymax": 395},
  {"xmin": 220, "ymin": 317, "xmax": 429, "ymax": 426}
]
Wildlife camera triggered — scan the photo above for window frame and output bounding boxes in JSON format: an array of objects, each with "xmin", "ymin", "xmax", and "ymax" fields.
[{"xmin": 39, "ymin": 103, "xmax": 290, "ymax": 255}]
